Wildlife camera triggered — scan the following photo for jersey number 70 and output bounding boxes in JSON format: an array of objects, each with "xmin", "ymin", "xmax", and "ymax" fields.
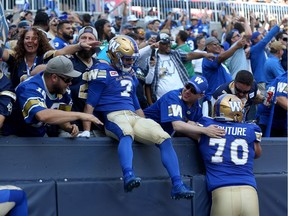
[{"xmin": 209, "ymin": 138, "xmax": 249, "ymax": 165}]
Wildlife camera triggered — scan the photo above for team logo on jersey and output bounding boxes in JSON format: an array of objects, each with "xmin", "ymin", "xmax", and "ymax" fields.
[
  {"xmin": 228, "ymin": 101, "xmax": 242, "ymax": 112},
  {"xmin": 277, "ymin": 82, "xmax": 287, "ymax": 94},
  {"xmin": 110, "ymin": 71, "xmax": 119, "ymax": 76},
  {"xmin": 255, "ymin": 131, "xmax": 262, "ymax": 142},
  {"xmin": 97, "ymin": 70, "xmax": 107, "ymax": 78},
  {"xmin": 7, "ymin": 102, "xmax": 12, "ymax": 114},
  {"xmin": 168, "ymin": 104, "xmax": 183, "ymax": 118}
]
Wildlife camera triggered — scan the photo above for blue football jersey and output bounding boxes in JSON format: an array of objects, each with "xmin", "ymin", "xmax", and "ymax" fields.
[
  {"xmin": 0, "ymin": 71, "xmax": 16, "ymax": 117},
  {"xmin": 52, "ymin": 36, "xmax": 69, "ymax": 50},
  {"xmin": 86, "ymin": 63, "xmax": 140, "ymax": 114},
  {"xmin": 68, "ymin": 55, "xmax": 100, "ymax": 113},
  {"xmin": 15, "ymin": 72, "xmax": 72, "ymax": 136},
  {"xmin": 198, "ymin": 117, "xmax": 262, "ymax": 192},
  {"xmin": 6, "ymin": 51, "xmax": 47, "ymax": 88},
  {"xmin": 144, "ymin": 88, "xmax": 202, "ymax": 135}
]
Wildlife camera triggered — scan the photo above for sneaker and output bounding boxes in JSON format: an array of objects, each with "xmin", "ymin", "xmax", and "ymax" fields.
[
  {"xmin": 123, "ymin": 174, "xmax": 141, "ymax": 192},
  {"xmin": 171, "ymin": 184, "xmax": 195, "ymax": 200}
]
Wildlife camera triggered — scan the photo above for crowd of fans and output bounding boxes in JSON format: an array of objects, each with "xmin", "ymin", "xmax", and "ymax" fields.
[
  {"xmin": 0, "ymin": 0, "xmax": 287, "ymax": 138},
  {"xmin": 0, "ymin": 1, "xmax": 287, "ymax": 214}
]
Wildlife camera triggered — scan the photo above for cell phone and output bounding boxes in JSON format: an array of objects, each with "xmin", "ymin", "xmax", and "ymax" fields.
[{"xmin": 150, "ymin": 49, "xmax": 156, "ymax": 60}]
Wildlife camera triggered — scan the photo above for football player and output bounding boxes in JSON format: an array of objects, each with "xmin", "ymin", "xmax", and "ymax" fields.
[
  {"xmin": 196, "ymin": 94, "xmax": 262, "ymax": 216},
  {"xmin": 82, "ymin": 35, "xmax": 194, "ymax": 199}
]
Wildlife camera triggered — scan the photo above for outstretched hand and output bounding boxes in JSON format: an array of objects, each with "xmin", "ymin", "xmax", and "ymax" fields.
[
  {"xmin": 80, "ymin": 41, "xmax": 102, "ymax": 50},
  {"xmin": 80, "ymin": 113, "xmax": 103, "ymax": 126},
  {"xmin": 205, "ymin": 124, "xmax": 226, "ymax": 138}
]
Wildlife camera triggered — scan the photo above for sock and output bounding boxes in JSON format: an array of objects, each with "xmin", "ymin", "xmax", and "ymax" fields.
[
  {"xmin": 158, "ymin": 139, "xmax": 182, "ymax": 186},
  {"xmin": 118, "ymin": 135, "xmax": 133, "ymax": 176},
  {"xmin": 9, "ymin": 190, "xmax": 28, "ymax": 216}
]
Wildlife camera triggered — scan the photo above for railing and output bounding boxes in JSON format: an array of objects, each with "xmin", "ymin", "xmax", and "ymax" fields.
[
  {"xmin": 2, "ymin": 0, "xmax": 288, "ymax": 23},
  {"xmin": 129, "ymin": 0, "xmax": 288, "ymax": 23}
]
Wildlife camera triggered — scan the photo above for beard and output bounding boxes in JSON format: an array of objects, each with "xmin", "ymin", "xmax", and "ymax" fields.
[
  {"xmin": 52, "ymin": 83, "xmax": 66, "ymax": 95},
  {"xmin": 78, "ymin": 48, "xmax": 97, "ymax": 59},
  {"xmin": 63, "ymin": 32, "xmax": 74, "ymax": 41}
]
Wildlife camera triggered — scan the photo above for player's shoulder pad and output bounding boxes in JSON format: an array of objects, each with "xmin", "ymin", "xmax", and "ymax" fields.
[{"xmin": 87, "ymin": 63, "xmax": 114, "ymax": 81}]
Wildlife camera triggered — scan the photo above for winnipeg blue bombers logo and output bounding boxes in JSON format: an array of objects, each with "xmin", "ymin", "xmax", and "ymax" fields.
[
  {"xmin": 168, "ymin": 104, "xmax": 183, "ymax": 118},
  {"xmin": 194, "ymin": 76, "xmax": 204, "ymax": 84},
  {"xmin": 277, "ymin": 82, "xmax": 287, "ymax": 94},
  {"xmin": 109, "ymin": 39, "xmax": 120, "ymax": 52},
  {"xmin": 228, "ymin": 101, "xmax": 242, "ymax": 112}
]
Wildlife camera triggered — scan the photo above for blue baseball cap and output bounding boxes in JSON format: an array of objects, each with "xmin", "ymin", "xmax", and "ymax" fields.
[
  {"xmin": 251, "ymin": 31, "xmax": 261, "ymax": 44},
  {"xmin": 187, "ymin": 75, "xmax": 208, "ymax": 94}
]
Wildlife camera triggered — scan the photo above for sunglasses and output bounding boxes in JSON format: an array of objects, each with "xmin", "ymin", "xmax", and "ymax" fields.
[
  {"xmin": 57, "ymin": 75, "xmax": 73, "ymax": 83},
  {"xmin": 184, "ymin": 83, "xmax": 197, "ymax": 94},
  {"xmin": 235, "ymin": 85, "xmax": 250, "ymax": 94}
]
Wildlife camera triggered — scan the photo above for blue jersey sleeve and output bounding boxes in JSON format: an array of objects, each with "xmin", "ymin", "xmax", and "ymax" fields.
[
  {"xmin": 160, "ymin": 93, "xmax": 184, "ymax": 123},
  {"xmin": 16, "ymin": 83, "xmax": 47, "ymax": 124},
  {"xmin": 0, "ymin": 72, "xmax": 16, "ymax": 116}
]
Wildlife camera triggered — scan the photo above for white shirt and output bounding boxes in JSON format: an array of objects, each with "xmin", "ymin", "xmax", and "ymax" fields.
[
  {"xmin": 156, "ymin": 54, "xmax": 183, "ymax": 99},
  {"xmin": 192, "ymin": 49, "xmax": 207, "ymax": 74}
]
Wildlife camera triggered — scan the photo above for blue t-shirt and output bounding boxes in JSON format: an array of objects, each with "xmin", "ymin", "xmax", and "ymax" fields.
[
  {"xmin": 198, "ymin": 116, "xmax": 262, "ymax": 192},
  {"xmin": 257, "ymin": 72, "xmax": 287, "ymax": 131},
  {"xmin": 264, "ymin": 55, "xmax": 285, "ymax": 86},
  {"xmin": 202, "ymin": 55, "xmax": 232, "ymax": 101}
]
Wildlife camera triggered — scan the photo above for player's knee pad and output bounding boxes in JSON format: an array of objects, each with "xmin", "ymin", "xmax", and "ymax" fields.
[
  {"xmin": 134, "ymin": 118, "xmax": 170, "ymax": 145},
  {"xmin": 106, "ymin": 112, "xmax": 135, "ymax": 140}
]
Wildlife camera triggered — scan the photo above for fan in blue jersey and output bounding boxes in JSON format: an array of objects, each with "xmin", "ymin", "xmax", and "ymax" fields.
[
  {"xmin": 82, "ymin": 35, "xmax": 194, "ymax": 199},
  {"xmin": 3, "ymin": 56, "xmax": 103, "ymax": 137},
  {"xmin": 52, "ymin": 20, "xmax": 74, "ymax": 50},
  {"xmin": 0, "ymin": 27, "xmax": 54, "ymax": 88},
  {"xmin": 60, "ymin": 26, "xmax": 102, "ymax": 132},
  {"xmin": 144, "ymin": 75, "xmax": 225, "ymax": 138},
  {"xmin": 0, "ymin": 70, "xmax": 16, "ymax": 129},
  {"xmin": 0, "ymin": 185, "xmax": 28, "ymax": 216},
  {"xmin": 195, "ymin": 94, "xmax": 262, "ymax": 216},
  {"xmin": 257, "ymin": 71, "xmax": 287, "ymax": 137}
]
